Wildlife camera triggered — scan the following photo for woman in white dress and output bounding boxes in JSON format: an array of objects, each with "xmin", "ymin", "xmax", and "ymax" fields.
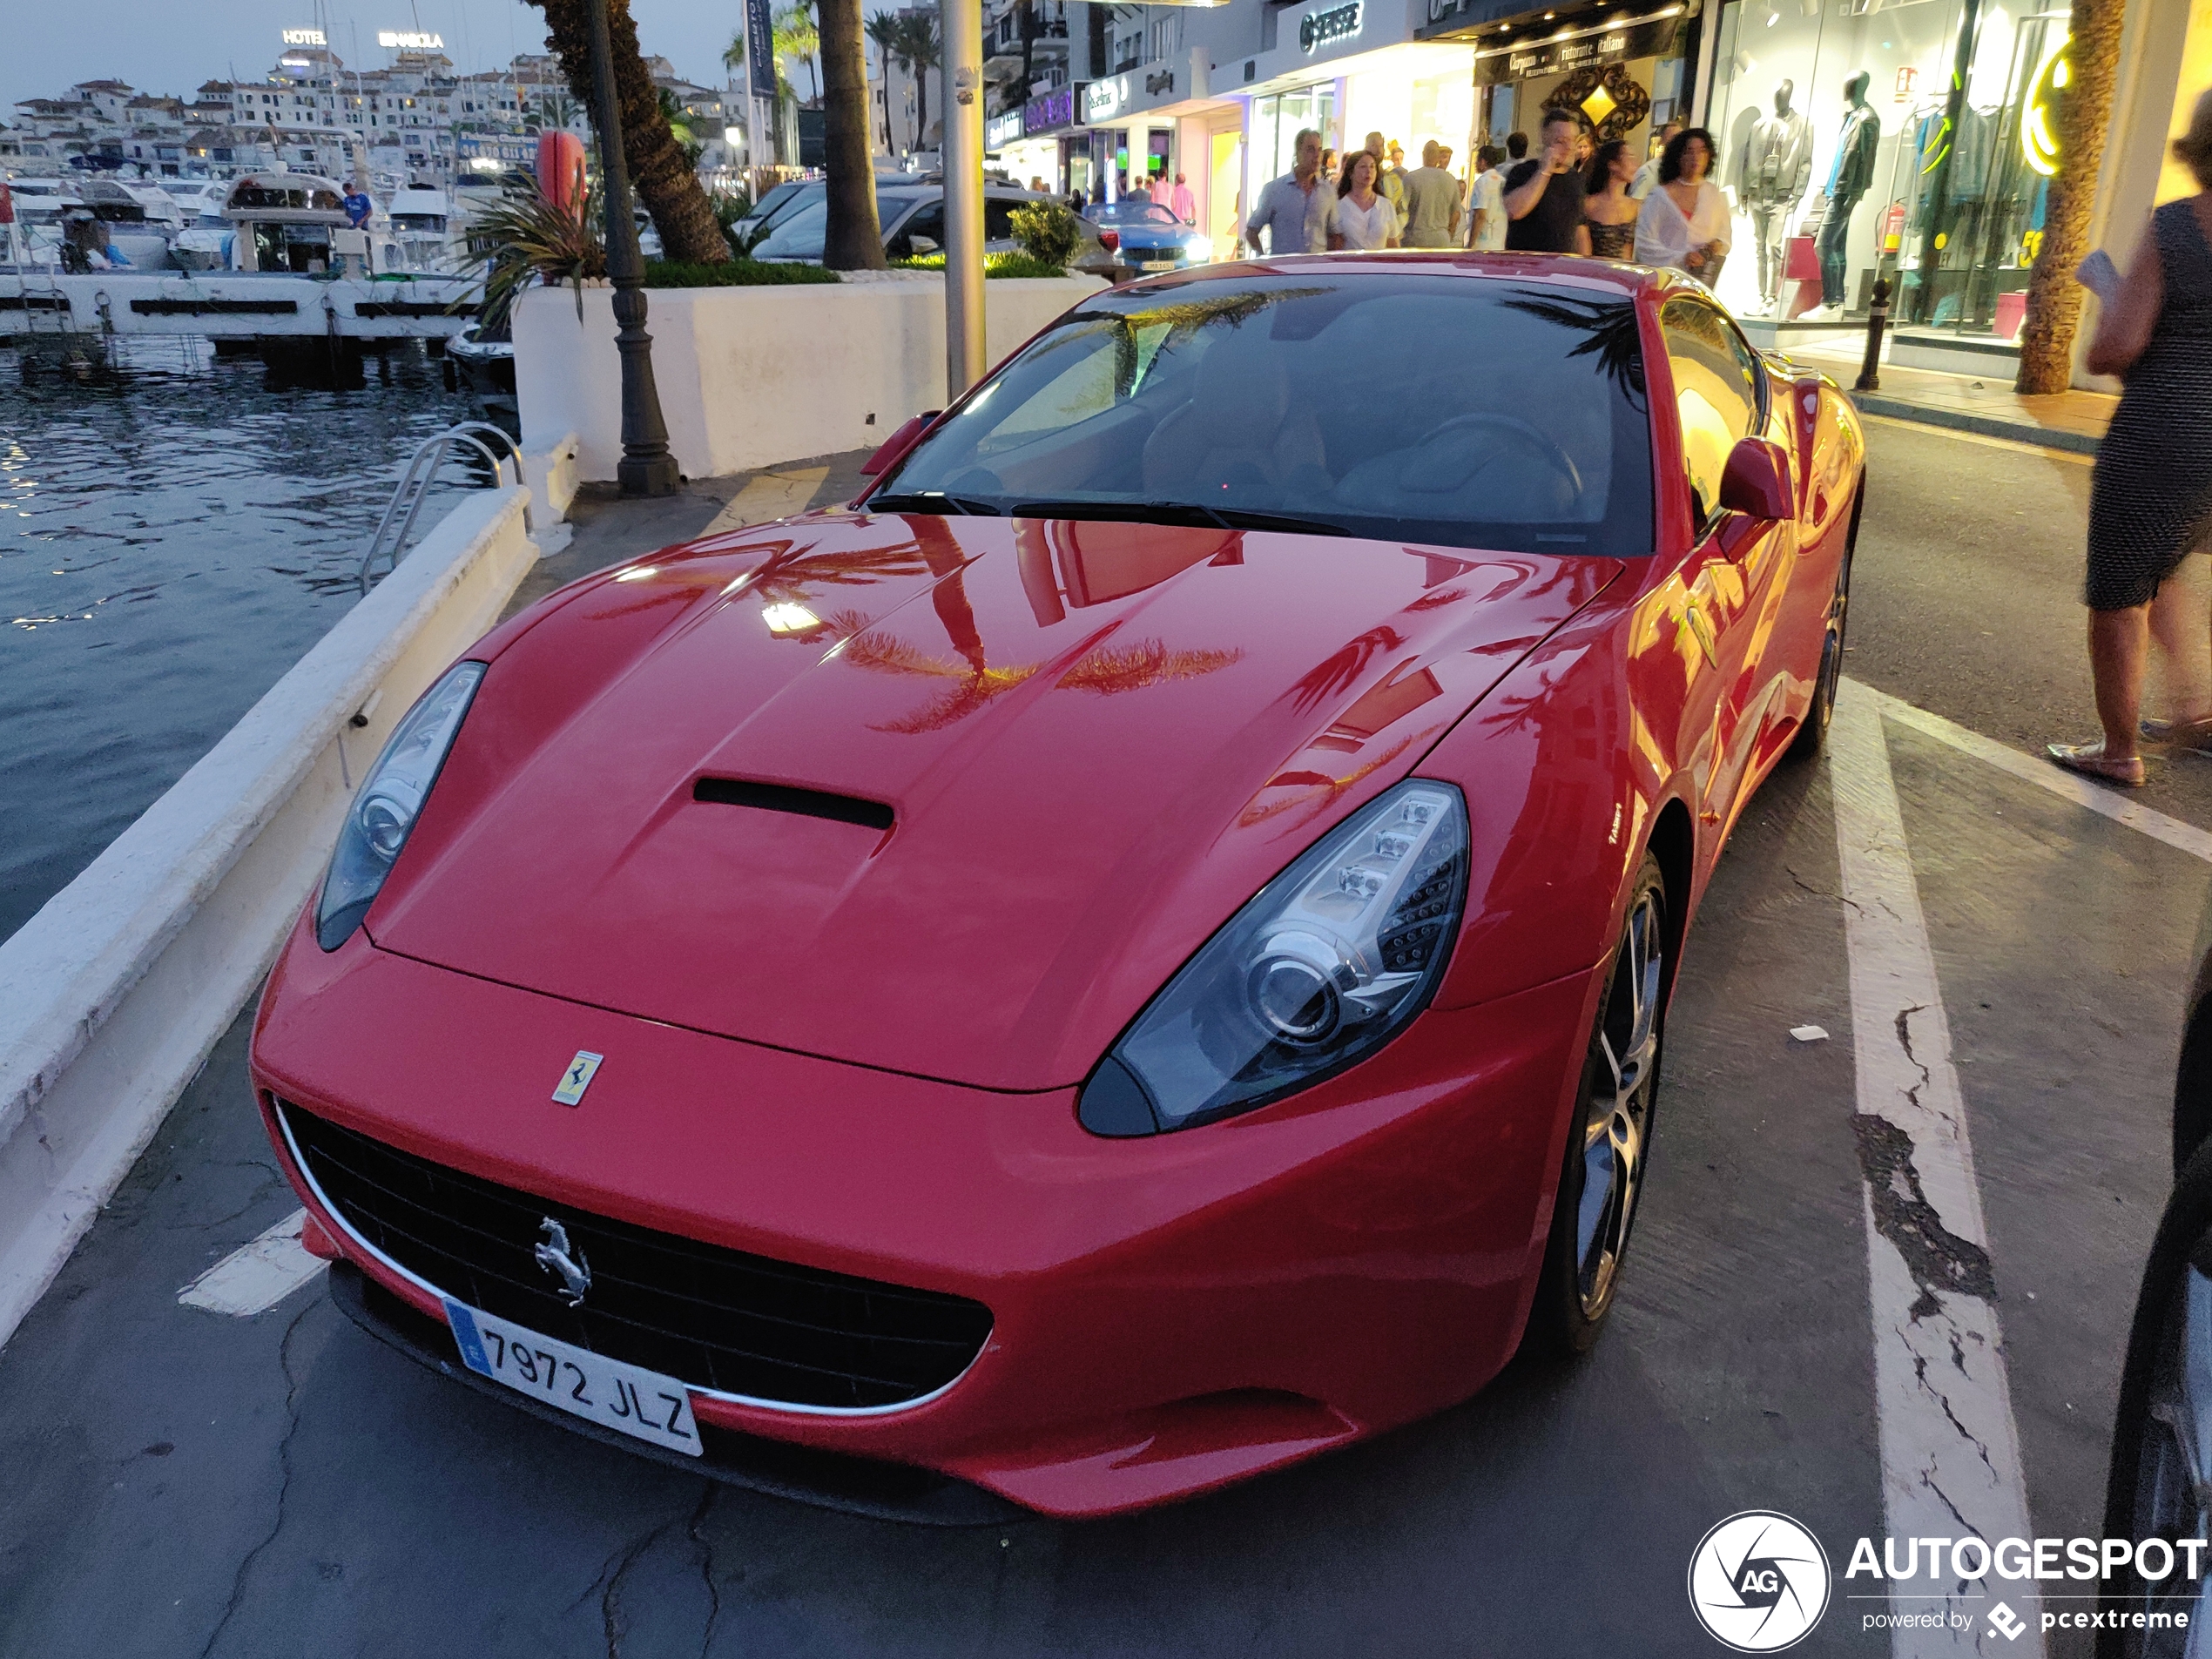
[
  {"xmin": 1330, "ymin": 151, "xmax": 1400, "ymax": 251},
  {"xmin": 1633, "ymin": 126, "xmax": 1730, "ymax": 284}
]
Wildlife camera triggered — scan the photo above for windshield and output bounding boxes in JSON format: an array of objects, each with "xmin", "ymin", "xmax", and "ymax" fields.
[
  {"xmin": 875, "ymin": 273, "xmax": 1653, "ymax": 556},
  {"xmin": 754, "ymin": 191, "xmax": 920, "ymax": 260},
  {"xmin": 1088, "ymin": 201, "xmax": 1181, "ymax": 229}
]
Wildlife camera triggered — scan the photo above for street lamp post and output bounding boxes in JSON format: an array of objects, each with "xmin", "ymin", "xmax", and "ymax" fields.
[
  {"xmin": 582, "ymin": 0, "xmax": 679, "ymax": 496},
  {"xmin": 940, "ymin": 0, "xmax": 987, "ymax": 398}
]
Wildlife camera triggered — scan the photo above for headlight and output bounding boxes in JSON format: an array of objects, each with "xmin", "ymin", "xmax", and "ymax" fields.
[
  {"xmin": 315, "ymin": 661, "xmax": 484, "ymax": 950},
  {"xmin": 1079, "ymin": 780, "xmax": 1468, "ymax": 1136},
  {"xmin": 1187, "ymin": 234, "xmax": 1212, "ymax": 262}
]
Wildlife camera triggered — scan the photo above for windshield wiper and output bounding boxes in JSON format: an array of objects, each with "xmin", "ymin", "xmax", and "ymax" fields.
[
  {"xmin": 862, "ymin": 491, "xmax": 1002, "ymax": 516},
  {"xmin": 1009, "ymin": 500, "xmax": 1349, "ymax": 537}
]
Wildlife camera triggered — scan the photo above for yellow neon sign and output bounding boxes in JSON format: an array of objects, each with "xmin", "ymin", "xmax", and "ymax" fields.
[{"xmin": 2021, "ymin": 30, "xmax": 2071, "ymax": 177}]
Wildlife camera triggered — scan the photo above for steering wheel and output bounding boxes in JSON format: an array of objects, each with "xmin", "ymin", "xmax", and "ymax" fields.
[{"xmin": 1416, "ymin": 413, "xmax": 1584, "ymax": 497}]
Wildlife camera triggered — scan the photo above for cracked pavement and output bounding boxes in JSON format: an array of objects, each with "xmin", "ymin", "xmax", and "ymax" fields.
[{"xmin": 0, "ymin": 424, "xmax": 2202, "ymax": 1656}]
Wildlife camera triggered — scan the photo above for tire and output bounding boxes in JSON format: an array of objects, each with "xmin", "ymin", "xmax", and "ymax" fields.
[
  {"xmin": 1527, "ymin": 853, "xmax": 1669, "ymax": 1355},
  {"xmin": 1786, "ymin": 478, "xmax": 1862, "ymax": 763},
  {"xmin": 2096, "ymin": 1140, "xmax": 2212, "ymax": 1657}
]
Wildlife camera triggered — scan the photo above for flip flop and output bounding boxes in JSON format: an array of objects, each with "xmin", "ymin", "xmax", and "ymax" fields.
[
  {"xmin": 2141, "ymin": 715, "xmax": 2212, "ymax": 751},
  {"xmin": 2047, "ymin": 740, "xmax": 2147, "ymax": 786}
]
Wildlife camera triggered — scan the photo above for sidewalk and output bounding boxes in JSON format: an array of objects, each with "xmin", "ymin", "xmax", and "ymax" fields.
[
  {"xmin": 505, "ymin": 447, "xmax": 877, "ymax": 620},
  {"xmin": 1784, "ymin": 336, "xmax": 2115, "ymax": 455}
]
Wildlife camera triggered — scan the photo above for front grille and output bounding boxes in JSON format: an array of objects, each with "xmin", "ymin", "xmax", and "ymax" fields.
[{"xmin": 279, "ymin": 1101, "xmax": 993, "ymax": 1410}]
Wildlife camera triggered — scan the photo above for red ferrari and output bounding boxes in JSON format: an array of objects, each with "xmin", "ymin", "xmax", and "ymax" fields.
[{"xmin": 250, "ymin": 253, "xmax": 1865, "ymax": 1520}]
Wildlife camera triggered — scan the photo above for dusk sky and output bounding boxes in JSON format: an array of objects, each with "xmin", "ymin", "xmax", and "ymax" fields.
[{"xmin": 3, "ymin": 0, "xmax": 853, "ymax": 118}]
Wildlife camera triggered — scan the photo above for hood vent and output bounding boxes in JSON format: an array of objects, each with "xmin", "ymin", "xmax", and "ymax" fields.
[{"xmin": 693, "ymin": 776, "xmax": 895, "ymax": 832}]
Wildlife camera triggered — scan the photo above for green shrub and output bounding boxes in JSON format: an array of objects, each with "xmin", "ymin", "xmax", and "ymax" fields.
[
  {"xmin": 644, "ymin": 259, "xmax": 841, "ymax": 287},
  {"xmin": 1008, "ymin": 201, "xmax": 1082, "ymax": 271},
  {"xmin": 884, "ymin": 251, "xmax": 1074, "ymax": 279}
]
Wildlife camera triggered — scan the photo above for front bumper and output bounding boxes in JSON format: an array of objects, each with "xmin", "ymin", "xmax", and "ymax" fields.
[{"xmin": 251, "ymin": 916, "xmax": 1595, "ymax": 1517}]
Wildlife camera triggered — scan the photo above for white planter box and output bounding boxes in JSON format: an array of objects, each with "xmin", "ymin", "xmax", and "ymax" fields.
[{"xmin": 516, "ymin": 273, "xmax": 1108, "ymax": 482}]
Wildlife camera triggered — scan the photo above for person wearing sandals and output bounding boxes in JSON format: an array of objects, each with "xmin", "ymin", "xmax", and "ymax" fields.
[
  {"xmin": 1583, "ymin": 138, "xmax": 1640, "ymax": 261},
  {"xmin": 2048, "ymin": 88, "xmax": 2212, "ymax": 787}
]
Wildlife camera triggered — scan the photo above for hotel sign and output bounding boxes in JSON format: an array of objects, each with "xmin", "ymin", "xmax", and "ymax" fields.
[
  {"xmin": 1023, "ymin": 83, "xmax": 1082, "ymax": 132},
  {"xmin": 377, "ymin": 30, "xmax": 445, "ymax": 49},
  {"xmin": 280, "ymin": 28, "xmax": 327, "ymax": 45},
  {"xmin": 985, "ymin": 110, "xmax": 1025, "ymax": 149}
]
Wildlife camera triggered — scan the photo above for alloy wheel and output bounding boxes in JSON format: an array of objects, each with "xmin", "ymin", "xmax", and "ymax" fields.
[
  {"xmin": 2126, "ymin": 1264, "xmax": 2212, "ymax": 1657},
  {"xmin": 1576, "ymin": 889, "xmax": 1664, "ymax": 1320}
]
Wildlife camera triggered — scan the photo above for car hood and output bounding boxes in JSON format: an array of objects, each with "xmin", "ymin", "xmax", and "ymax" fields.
[{"xmin": 373, "ymin": 511, "xmax": 1620, "ymax": 1090}]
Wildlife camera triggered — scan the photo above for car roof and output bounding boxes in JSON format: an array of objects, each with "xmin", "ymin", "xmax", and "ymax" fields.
[{"xmin": 1116, "ymin": 249, "xmax": 1677, "ymax": 300}]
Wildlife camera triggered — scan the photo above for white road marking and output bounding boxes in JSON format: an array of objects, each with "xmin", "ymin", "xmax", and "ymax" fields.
[
  {"xmin": 700, "ymin": 464, "xmax": 833, "ymax": 536},
  {"xmin": 1829, "ymin": 681, "xmax": 2046, "ymax": 1657},
  {"xmin": 1851, "ymin": 679, "xmax": 2212, "ymax": 865},
  {"xmin": 177, "ymin": 1209, "xmax": 327, "ymax": 1317}
]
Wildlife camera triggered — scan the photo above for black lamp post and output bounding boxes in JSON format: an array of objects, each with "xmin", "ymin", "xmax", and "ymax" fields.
[{"xmin": 583, "ymin": 0, "xmax": 679, "ymax": 496}]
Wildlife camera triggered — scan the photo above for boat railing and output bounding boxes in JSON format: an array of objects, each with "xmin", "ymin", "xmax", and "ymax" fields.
[{"xmin": 359, "ymin": 421, "xmax": 529, "ymax": 596}]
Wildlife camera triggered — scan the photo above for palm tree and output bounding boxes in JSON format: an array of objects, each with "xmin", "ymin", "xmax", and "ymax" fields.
[
  {"xmin": 891, "ymin": 13, "xmax": 940, "ymax": 150},
  {"xmin": 529, "ymin": 91, "xmax": 581, "ymax": 134},
  {"xmin": 865, "ymin": 12, "xmax": 901, "ymax": 150},
  {"xmin": 774, "ymin": 2, "xmax": 822, "ymax": 105},
  {"xmin": 817, "ymin": 0, "xmax": 883, "ymax": 269},
  {"xmin": 724, "ymin": 24, "xmax": 797, "ymax": 163},
  {"xmin": 528, "ymin": 0, "xmax": 729, "ymax": 263},
  {"xmin": 2017, "ymin": 17, "xmax": 2120, "ymax": 393}
]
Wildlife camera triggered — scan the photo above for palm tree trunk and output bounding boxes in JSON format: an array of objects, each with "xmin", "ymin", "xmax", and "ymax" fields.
[
  {"xmin": 2016, "ymin": 4, "xmax": 2121, "ymax": 392},
  {"xmin": 532, "ymin": 0, "xmax": 730, "ymax": 264},
  {"xmin": 819, "ymin": 0, "xmax": 886, "ymax": 268}
]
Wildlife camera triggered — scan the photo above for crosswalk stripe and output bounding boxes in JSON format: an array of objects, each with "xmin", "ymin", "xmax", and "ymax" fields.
[
  {"xmin": 177, "ymin": 1208, "xmax": 327, "ymax": 1318},
  {"xmin": 1850, "ymin": 679, "xmax": 2212, "ymax": 864},
  {"xmin": 1830, "ymin": 680, "xmax": 2046, "ymax": 1656}
]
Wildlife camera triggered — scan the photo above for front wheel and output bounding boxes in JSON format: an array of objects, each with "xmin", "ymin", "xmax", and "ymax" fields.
[{"xmin": 1526, "ymin": 853, "xmax": 1669, "ymax": 1355}]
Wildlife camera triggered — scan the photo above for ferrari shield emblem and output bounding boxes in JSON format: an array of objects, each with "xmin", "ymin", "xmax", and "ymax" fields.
[{"xmin": 552, "ymin": 1050, "xmax": 604, "ymax": 1106}]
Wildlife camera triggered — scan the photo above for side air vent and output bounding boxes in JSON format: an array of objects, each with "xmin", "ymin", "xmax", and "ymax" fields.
[{"xmin": 693, "ymin": 777, "xmax": 895, "ymax": 832}]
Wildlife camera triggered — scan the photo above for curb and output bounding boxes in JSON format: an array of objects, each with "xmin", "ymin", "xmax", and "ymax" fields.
[{"xmin": 1848, "ymin": 390, "xmax": 2103, "ymax": 456}]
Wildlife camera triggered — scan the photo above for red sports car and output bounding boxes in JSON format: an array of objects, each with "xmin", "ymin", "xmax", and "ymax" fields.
[{"xmin": 250, "ymin": 253, "xmax": 1865, "ymax": 1520}]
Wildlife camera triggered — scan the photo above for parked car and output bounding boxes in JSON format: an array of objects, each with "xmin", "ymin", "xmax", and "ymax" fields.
[
  {"xmin": 1076, "ymin": 198, "xmax": 1212, "ymax": 274},
  {"xmin": 750, "ymin": 184, "xmax": 1050, "ymax": 264},
  {"xmin": 251, "ymin": 253, "xmax": 1865, "ymax": 1521}
]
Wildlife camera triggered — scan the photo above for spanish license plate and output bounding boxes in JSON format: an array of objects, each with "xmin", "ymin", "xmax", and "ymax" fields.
[
  {"xmin": 445, "ymin": 1299, "xmax": 702, "ymax": 1456},
  {"xmin": 1140, "ymin": 259, "xmax": 1177, "ymax": 271}
]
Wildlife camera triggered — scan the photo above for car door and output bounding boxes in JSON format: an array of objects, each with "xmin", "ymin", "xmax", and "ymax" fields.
[
  {"xmin": 1657, "ymin": 293, "xmax": 1790, "ymax": 828},
  {"xmin": 885, "ymin": 199, "xmax": 942, "ymax": 260},
  {"xmin": 984, "ymin": 195, "xmax": 1022, "ymax": 253}
]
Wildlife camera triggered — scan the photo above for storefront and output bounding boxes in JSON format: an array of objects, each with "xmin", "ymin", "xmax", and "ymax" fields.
[
  {"xmin": 1020, "ymin": 82, "xmax": 1090, "ymax": 199},
  {"xmin": 986, "ymin": 109, "xmax": 1062, "ymax": 190},
  {"xmin": 1697, "ymin": 0, "xmax": 2072, "ymax": 332}
]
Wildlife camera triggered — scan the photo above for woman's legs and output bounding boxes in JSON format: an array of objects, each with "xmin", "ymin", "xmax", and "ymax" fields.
[
  {"xmin": 2150, "ymin": 552, "xmax": 2212, "ymax": 725},
  {"xmin": 2088, "ymin": 603, "xmax": 2151, "ymax": 759}
]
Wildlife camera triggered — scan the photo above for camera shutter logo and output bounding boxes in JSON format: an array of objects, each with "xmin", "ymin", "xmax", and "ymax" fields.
[{"xmin": 1687, "ymin": 1511, "xmax": 1831, "ymax": 1652}]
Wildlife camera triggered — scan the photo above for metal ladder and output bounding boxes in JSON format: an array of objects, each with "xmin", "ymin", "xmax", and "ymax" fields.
[{"xmin": 358, "ymin": 421, "xmax": 529, "ymax": 596}]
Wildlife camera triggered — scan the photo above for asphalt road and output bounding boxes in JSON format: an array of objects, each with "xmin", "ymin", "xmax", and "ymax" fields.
[{"xmin": 0, "ymin": 421, "xmax": 2200, "ymax": 1658}]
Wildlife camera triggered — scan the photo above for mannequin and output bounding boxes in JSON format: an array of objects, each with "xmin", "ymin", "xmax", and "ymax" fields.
[
  {"xmin": 1816, "ymin": 71, "xmax": 1880, "ymax": 311},
  {"xmin": 1736, "ymin": 79, "xmax": 1813, "ymax": 309}
]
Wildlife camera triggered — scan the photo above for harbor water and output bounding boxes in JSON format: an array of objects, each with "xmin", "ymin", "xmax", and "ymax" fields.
[{"xmin": 0, "ymin": 336, "xmax": 478, "ymax": 944}]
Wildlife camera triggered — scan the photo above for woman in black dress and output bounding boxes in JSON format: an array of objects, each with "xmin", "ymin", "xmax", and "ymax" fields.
[
  {"xmin": 2049, "ymin": 89, "xmax": 2212, "ymax": 786},
  {"xmin": 1582, "ymin": 138, "xmax": 1640, "ymax": 261}
]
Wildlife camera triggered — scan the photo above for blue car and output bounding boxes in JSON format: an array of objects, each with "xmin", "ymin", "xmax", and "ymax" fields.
[{"xmin": 1079, "ymin": 199, "xmax": 1212, "ymax": 273}]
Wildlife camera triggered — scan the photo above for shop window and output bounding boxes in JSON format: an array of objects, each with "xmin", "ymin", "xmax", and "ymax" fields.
[{"xmin": 1661, "ymin": 295, "xmax": 1763, "ymax": 535}]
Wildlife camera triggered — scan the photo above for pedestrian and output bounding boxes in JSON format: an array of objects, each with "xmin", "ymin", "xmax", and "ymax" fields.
[
  {"xmin": 1633, "ymin": 126, "xmax": 1729, "ymax": 281},
  {"xmin": 1244, "ymin": 126, "xmax": 1336, "ymax": 255},
  {"xmin": 1401, "ymin": 139, "xmax": 1463, "ymax": 248},
  {"xmin": 1630, "ymin": 120, "xmax": 1682, "ymax": 199},
  {"xmin": 1365, "ymin": 131, "xmax": 1409, "ymax": 235},
  {"xmin": 1582, "ymin": 138, "xmax": 1640, "ymax": 260},
  {"xmin": 1127, "ymin": 172, "xmax": 1152, "ymax": 203},
  {"xmin": 1331, "ymin": 148, "xmax": 1399, "ymax": 249},
  {"xmin": 1505, "ymin": 131, "xmax": 1529, "ymax": 164},
  {"xmin": 1169, "ymin": 170, "xmax": 1196, "ymax": 224},
  {"xmin": 1503, "ymin": 110, "xmax": 1589, "ymax": 254},
  {"xmin": 1573, "ymin": 121, "xmax": 1595, "ymax": 172},
  {"xmin": 1465, "ymin": 143, "xmax": 1507, "ymax": 251},
  {"xmin": 2047, "ymin": 88, "xmax": 2212, "ymax": 786}
]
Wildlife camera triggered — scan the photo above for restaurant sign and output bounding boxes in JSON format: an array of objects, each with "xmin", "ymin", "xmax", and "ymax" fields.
[{"xmin": 1471, "ymin": 11, "xmax": 1683, "ymax": 83}]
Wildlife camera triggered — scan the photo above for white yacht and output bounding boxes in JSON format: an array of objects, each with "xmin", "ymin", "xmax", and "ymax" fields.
[{"xmin": 384, "ymin": 185, "xmax": 459, "ymax": 272}]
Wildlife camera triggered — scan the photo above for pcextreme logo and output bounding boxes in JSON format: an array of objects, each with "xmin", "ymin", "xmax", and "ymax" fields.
[{"xmin": 1688, "ymin": 1512, "xmax": 1832, "ymax": 1652}]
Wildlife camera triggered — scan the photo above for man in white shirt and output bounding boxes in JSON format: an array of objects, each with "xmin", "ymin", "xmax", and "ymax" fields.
[
  {"xmin": 1464, "ymin": 144, "xmax": 1507, "ymax": 250},
  {"xmin": 1244, "ymin": 128, "xmax": 1336, "ymax": 255}
]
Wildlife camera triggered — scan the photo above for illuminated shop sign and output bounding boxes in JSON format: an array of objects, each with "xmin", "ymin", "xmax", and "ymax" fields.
[
  {"xmin": 1085, "ymin": 75, "xmax": 1130, "ymax": 121},
  {"xmin": 2021, "ymin": 30, "xmax": 2070, "ymax": 176},
  {"xmin": 985, "ymin": 111, "xmax": 1025, "ymax": 149},
  {"xmin": 1299, "ymin": 1, "xmax": 1363, "ymax": 52},
  {"xmin": 1470, "ymin": 9, "xmax": 1683, "ymax": 84},
  {"xmin": 280, "ymin": 28, "xmax": 327, "ymax": 45},
  {"xmin": 1024, "ymin": 83, "xmax": 1082, "ymax": 132},
  {"xmin": 377, "ymin": 30, "xmax": 445, "ymax": 49}
]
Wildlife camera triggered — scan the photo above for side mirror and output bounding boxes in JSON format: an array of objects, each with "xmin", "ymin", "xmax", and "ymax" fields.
[
  {"xmin": 1718, "ymin": 436, "xmax": 1794, "ymax": 523},
  {"xmin": 860, "ymin": 409, "xmax": 942, "ymax": 478},
  {"xmin": 908, "ymin": 234, "xmax": 941, "ymax": 256}
]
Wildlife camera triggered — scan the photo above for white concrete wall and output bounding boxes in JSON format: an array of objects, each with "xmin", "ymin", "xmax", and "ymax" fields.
[
  {"xmin": 0, "ymin": 487, "xmax": 542, "ymax": 1350},
  {"xmin": 516, "ymin": 274, "xmax": 1107, "ymax": 482}
]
